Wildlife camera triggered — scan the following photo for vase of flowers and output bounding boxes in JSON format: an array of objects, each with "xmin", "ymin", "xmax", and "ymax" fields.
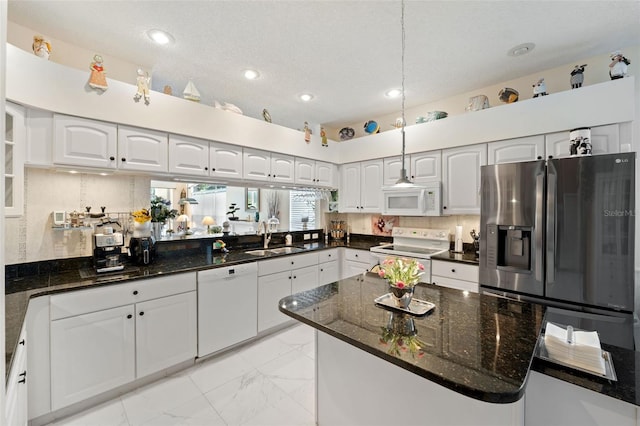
[
  {"xmin": 150, "ymin": 195, "xmax": 179, "ymax": 237},
  {"xmin": 377, "ymin": 257, "xmax": 425, "ymax": 309}
]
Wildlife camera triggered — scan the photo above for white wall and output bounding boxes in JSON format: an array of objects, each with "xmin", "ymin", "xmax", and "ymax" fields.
[{"xmin": 1, "ymin": 0, "xmax": 8, "ymax": 417}]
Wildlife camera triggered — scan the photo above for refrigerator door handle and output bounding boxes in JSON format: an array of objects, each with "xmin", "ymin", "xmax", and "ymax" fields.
[
  {"xmin": 535, "ymin": 173, "xmax": 544, "ymax": 282},
  {"xmin": 546, "ymin": 171, "xmax": 557, "ymax": 285}
]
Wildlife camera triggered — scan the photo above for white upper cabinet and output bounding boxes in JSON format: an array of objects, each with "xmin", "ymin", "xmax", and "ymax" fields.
[
  {"xmin": 442, "ymin": 144, "xmax": 486, "ymax": 215},
  {"xmin": 340, "ymin": 160, "xmax": 383, "ymax": 213},
  {"xmin": 295, "ymin": 158, "xmax": 336, "ymax": 187},
  {"xmin": 270, "ymin": 153, "xmax": 295, "ymax": 183},
  {"xmin": 488, "ymin": 135, "xmax": 545, "ymax": 165},
  {"xmin": 410, "ymin": 151, "xmax": 441, "ymax": 183},
  {"xmin": 244, "ymin": 148, "xmax": 295, "ymax": 183},
  {"xmin": 384, "ymin": 151, "xmax": 441, "ymax": 185},
  {"xmin": 210, "ymin": 142, "xmax": 243, "ymax": 179},
  {"xmin": 53, "ymin": 114, "xmax": 117, "ymax": 169},
  {"xmin": 544, "ymin": 124, "xmax": 620, "ymax": 159},
  {"xmin": 117, "ymin": 126, "xmax": 168, "ymax": 173},
  {"xmin": 168, "ymin": 135, "xmax": 209, "ymax": 176},
  {"xmin": 5, "ymin": 102, "xmax": 26, "ymax": 217}
]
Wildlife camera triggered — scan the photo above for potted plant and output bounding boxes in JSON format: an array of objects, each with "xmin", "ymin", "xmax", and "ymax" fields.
[
  {"xmin": 227, "ymin": 203, "xmax": 240, "ymax": 221},
  {"xmin": 150, "ymin": 195, "xmax": 179, "ymax": 237}
]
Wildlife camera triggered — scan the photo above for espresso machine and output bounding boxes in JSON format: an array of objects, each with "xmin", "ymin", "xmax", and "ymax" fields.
[{"xmin": 93, "ymin": 228, "xmax": 125, "ymax": 273}]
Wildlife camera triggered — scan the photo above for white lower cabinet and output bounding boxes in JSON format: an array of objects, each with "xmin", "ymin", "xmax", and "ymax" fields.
[
  {"xmin": 318, "ymin": 260, "xmax": 340, "ymax": 286},
  {"xmin": 135, "ymin": 292, "xmax": 197, "ymax": 377},
  {"xmin": 50, "ymin": 273, "xmax": 197, "ymax": 410},
  {"xmin": 431, "ymin": 260, "xmax": 479, "ymax": 293},
  {"xmin": 51, "ymin": 305, "xmax": 136, "ymax": 410},
  {"xmin": 197, "ymin": 264, "xmax": 258, "ymax": 356},
  {"xmin": 6, "ymin": 325, "xmax": 28, "ymax": 426},
  {"xmin": 525, "ymin": 371, "xmax": 636, "ymax": 426},
  {"xmin": 342, "ymin": 248, "xmax": 377, "ymax": 279},
  {"xmin": 258, "ymin": 252, "xmax": 319, "ymax": 333}
]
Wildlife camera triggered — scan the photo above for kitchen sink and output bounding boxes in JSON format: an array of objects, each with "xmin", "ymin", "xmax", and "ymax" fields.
[
  {"xmin": 245, "ymin": 246, "xmax": 306, "ymax": 256},
  {"xmin": 268, "ymin": 246, "xmax": 305, "ymax": 254},
  {"xmin": 245, "ymin": 249, "xmax": 270, "ymax": 256}
]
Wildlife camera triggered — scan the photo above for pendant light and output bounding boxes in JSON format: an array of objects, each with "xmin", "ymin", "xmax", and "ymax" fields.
[{"xmin": 395, "ymin": 0, "xmax": 413, "ymax": 187}]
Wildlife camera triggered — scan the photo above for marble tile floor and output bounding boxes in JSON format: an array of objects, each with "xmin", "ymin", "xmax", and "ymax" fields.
[{"xmin": 47, "ymin": 324, "xmax": 316, "ymax": 426}]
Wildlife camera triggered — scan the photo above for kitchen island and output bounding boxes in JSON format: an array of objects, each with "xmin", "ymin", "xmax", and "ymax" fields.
[{"xmin": 279, "ymin": 272, "xmax": 545, "ymax": 426}]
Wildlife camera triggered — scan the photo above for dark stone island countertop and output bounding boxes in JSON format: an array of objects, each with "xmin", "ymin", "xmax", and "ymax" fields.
[
  {"xmin": 279, "ymin": 272, "xmax": 545, "ymax": 403},
  {"xmin": 5, "ymin": 233, "xmax": 390, "ymax": 379}
]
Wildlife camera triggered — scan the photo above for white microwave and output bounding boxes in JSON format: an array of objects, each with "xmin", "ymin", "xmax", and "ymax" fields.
[{"xmin": 382, "ymin": 182, "xmax": 442, "ymax": 216}]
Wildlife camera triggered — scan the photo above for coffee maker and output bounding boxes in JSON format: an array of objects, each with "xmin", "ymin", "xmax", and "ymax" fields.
[
  {"xmin": 129, "ymin": 237, "xmax": 156, "ymax": 265},
  {"xmin": 93, "ymin": 229, "xmax": 125, "ymax": 273}
]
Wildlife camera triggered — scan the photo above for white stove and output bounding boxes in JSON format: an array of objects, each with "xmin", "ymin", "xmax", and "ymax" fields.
[{"xmin": 370, "ymin": 227, "xmax": 450, "ymax": 282}]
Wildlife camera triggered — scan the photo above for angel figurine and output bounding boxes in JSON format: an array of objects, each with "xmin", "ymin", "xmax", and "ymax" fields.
[
  {"xmin": 609, "ymin": 50, "xmax": 630, "ymax": 80},
  {"xmin": 304, "ymin": 122, "xmax": 311, "ymax": 143},
  {"xmin": 32, "ymin": 35, "xmax": 51, "ymax": 59},
  {"xmin": 133, "ymin": 68, "xmax": 151, "ymax": 105},
  {"xmin": 88, "ymin": 54, "xmax": 108, "ymax": 91}
]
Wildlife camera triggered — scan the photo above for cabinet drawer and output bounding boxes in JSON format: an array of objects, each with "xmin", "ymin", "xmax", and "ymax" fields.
[
  {"xmin": 51, "ymin": 272, "xmax": 196, "ymax": 320},
  {"xmin": 344, "ymin": 248, "xmax": 374, "ymax": 264},
  {"xmin": 258, "ymin": 252, "xmax": 318, "ymax": 276},
  {"xmin": 431, "ymin": 275, "xmax": 479, "ymax": 293},
  {"xmin": 318, "ymin": 248, "xmax": 339, "ymax": 264},
  {"xmin": 198, "ymin": 263, "xmax": 257, "ymax": 280},
  {"xmin": 431, "ymin": 260, "xmax": 478, "ymax": 283}
]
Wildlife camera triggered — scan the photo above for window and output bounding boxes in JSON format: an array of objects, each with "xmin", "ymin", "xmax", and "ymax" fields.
[{"xmin": 289, "ymin": 191, "xmax": 317, "ymax": 230}]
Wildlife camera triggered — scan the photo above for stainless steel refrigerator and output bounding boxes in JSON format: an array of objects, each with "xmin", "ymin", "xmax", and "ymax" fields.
[{"xmin": 479, "ymin": 152, "xmax": 636, "ymax": 348}]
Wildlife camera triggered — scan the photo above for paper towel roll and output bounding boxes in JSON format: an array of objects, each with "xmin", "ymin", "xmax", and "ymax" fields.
[{"xmin": 454, "ymin": 226, "xmax": 463, "ymax": 252}]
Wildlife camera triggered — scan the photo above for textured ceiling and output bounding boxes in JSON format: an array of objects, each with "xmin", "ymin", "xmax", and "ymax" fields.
[{"xmin": 7, "ymin": 1, "xmax": 640, "ymax": 131}]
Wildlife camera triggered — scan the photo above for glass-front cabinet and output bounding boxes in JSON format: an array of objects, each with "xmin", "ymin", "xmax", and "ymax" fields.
[{"xmin": 5, "ymin": 102, "xmax": 25, "ymax": 217}]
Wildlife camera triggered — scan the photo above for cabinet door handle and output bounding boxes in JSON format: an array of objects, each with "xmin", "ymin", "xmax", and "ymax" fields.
[
  {"xmin": 19, "ymin": 371, "xmax": 26, "ymax": 378},
  {"xmin": 139, "ymin": 311, "xmax": 145, "ymax": 316},
  {"xmin": 548, "ymin": 155, "xmax": 554, "ymax": 159},
  {"xmin": 204, "ymin": 167, "xmax": 208, "ymax": 171},
  {"xmin": 18, "ymin": 371, "xmax": 26, "ymax": 384},
  {"xmin": 19, "ymin": 339, "xmax": 25, "ymax": 346},
  {"xmin": 127, "ymin": 314, "xmax": 133, "ymax": 319},
  {"xmin": 212, "ymin": 168, "xmax": 216, "ymax": 171},
  {"xmin": 133, "ymin": 290, "xmax": 138, "ymax": 295},
  {"xmin": 121, "ymin": 157, "xmax": 126, "ymax": 162},
  {"xmin": 320, "ymin": 268, "xmax": 324, "ymax": 272},
  {"xmin": 451, "ymin": 269, "xmax": 456, "ymax": 273},
  {"xmin": 291, "ymin": 261, "xmax": 294, "ymax": 265},
  {"xmin": 443, "ymin": 206, "xmax": 447, "ymax": 210},
  {"xmin": 537, "ymin": 156, "xmax": 542, "ymax": 160},
  {"xmin": 109, "ymin": 156, "xmax": 115, "ymax": 161},
  {"xmin": 293, "ymin": 275, "xmax": 297, "ymax": 279}
]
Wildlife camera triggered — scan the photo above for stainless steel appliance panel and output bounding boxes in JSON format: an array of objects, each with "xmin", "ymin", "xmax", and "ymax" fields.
[
  {"xmin": 479, "ymin": 160, "xmax": 545, "ymax": 296},
  {"xmin": 546, "ymin": 153, "xmax": 635, "ymax": 311}
]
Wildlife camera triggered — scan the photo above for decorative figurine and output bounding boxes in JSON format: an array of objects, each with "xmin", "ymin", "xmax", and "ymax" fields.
[
  {"xmin": 364, "ymin": 120, "xmax": 380, "ymax": 134},
  {"xmin": 32, "ymin": 35, "xmax": 51, "ymax": 59},
  {"xmin": 609, "ymin": 50, "xmax": 630, "ymax": 80},
  {"xmin": 532, "ymin": 78, "xmax": 547, "ymax": 97},
  {"xmin": 570, "ymin": 64, "xmax": 587, "ymax": 88},
  {"xmin": 88, "ymin": 54, "xmax": 108, "ymax": 91},
  {"xmin": 498, "ymin": 87, "xmax": 519, "ymax": 103},
  {"xmin": 183, "ymin": 80, "xmax": 201, "ymax": 102},
  {"xmin": 214, "ymin": 100, "xmax": 243, "ymax": 114},
  {"xmin": 163, "ymin": 85, "xmax": 173, "ymax": 95},
  {"xmin": 466, "ymin": 95, "xmax": 489, "ymax": 111},
  {"xmin": 321, "ymin": 127, "xmax": 328, "ymax": 147},
  {"xmin": 339, "ymin": 127, "xmax": 355, "ymax": 141},
  {"xmin": 133, "ymin": 68, "xmax": 151, "ymax": 105},
  {"xmin": 304, "ymin": 122, "xmax": 311, "ymax": 143}
]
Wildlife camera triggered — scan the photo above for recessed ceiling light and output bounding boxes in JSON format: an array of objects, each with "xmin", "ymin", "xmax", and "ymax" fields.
[
  {"xmin": 385, "ymin": 88, "xmax": 402, "ymax": 98},
  {"xmin": 243, "ymin": 69, "xmax": 260, "ymax": 80},
  {"xmin": 507, "ymin": 42, "xmax": 535, "ymax": 57},
  {"xmin": 147, "ymin": 29, "xmax": 174, "ymax": 45},
  {"xmin": 299, "ymin": 93, "xmax": 314, "ymax": 102}
]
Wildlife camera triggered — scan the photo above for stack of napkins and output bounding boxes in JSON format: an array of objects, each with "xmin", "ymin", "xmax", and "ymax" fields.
[{"xmin": 543, "ymin": 322, "xmax": 606, "ymax": 375}]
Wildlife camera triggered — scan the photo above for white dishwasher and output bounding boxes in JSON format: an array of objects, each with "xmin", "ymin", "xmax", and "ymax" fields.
[{"xmin": 197, "ymin": 262, "xmax": 258, "ymax": 357}]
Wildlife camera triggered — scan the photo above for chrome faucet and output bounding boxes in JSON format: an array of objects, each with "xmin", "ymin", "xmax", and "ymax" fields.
[{"xmin": 258, "ymin": 221, "xmax": 272, "ymax": 249}]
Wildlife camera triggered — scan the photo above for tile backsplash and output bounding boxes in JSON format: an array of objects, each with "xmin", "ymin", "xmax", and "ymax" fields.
[
  {"xmin": 324, "ymin": 212, "xmax": 480, "ymax": 243},
  {"xmin": 5, "ymin": 168, "xmax": 150, "ymax": 264}
]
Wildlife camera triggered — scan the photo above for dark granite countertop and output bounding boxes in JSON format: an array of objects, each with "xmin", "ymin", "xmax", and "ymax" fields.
[
  {"xmin": 431, "ymin": 250, "xmax": 480, "ymax": 265},
  {"xmin": 5, "ymin": 234, "xmax": 389, "ymax": 379},
  {"xmin": 279, "ymin": 272, "xmax": 545, "ymax": 403}
]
